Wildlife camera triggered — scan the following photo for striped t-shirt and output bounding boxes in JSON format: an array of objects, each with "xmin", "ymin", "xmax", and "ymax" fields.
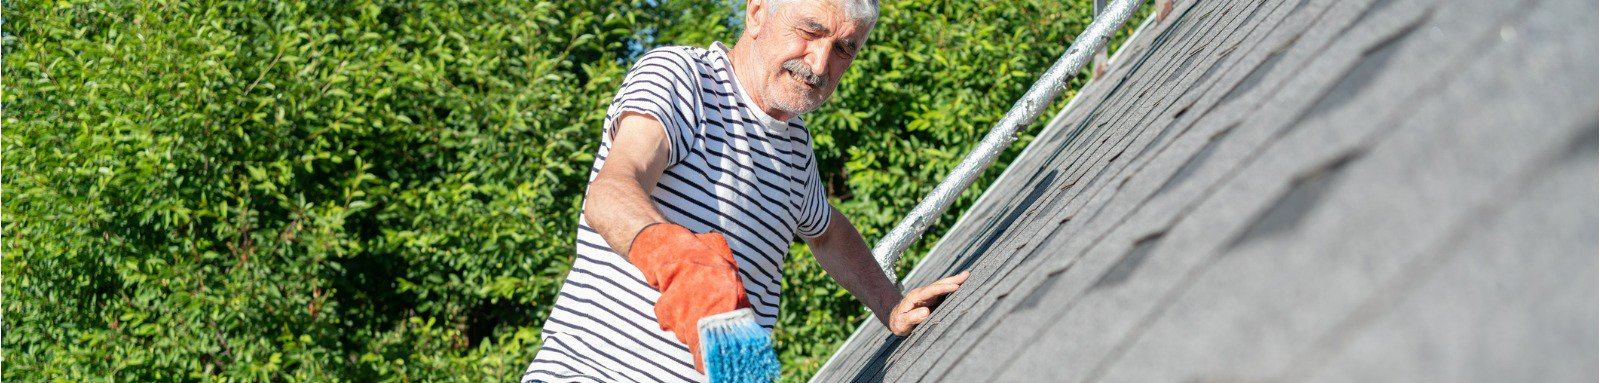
[{"xmin": 521, "ymin": 42, "xmax": 833, "ymax": 383}]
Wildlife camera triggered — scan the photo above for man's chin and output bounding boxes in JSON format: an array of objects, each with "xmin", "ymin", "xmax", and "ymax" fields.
[
  {"xmin": 770, "ymin": 95, "xmax": 822, "ymax": 116},
  {"xmin": 783, "ymin": 101, "xmax": 823, "ymax": 116}
]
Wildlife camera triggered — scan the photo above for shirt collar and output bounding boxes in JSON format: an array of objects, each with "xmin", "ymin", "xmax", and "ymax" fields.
[{"xmin": 711, "ymin": 41, "xmax": 799, "ymax": 132}]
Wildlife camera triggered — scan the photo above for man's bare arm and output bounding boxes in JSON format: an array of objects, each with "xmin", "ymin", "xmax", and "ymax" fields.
[
  {"xmin": 587, "ymin": 113, "xmax": 673, "ymax": 257},
  {"xmin": 805, "ymin": 207, "xmax": 902, "ymax": 326},
  {"xmin": 805, "ymin": 206, "xmax": 971, "ymax": 336}
]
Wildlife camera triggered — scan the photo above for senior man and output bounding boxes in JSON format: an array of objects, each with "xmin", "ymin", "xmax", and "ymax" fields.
[{"xmin": 522, "ymin": 0, "xmax": 969, "ymax": 381}]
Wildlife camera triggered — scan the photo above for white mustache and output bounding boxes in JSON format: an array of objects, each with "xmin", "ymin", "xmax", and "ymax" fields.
[{"xmin": 782, "ymin": 59, "xmax": 823, "ymax": 87}]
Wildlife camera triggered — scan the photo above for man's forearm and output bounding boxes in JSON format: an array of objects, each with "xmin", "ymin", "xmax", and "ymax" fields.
[
  {"xmin": 810, "ymin": 208, "xmax": 903, "ymax": 326},
  {"xmin": 587, "ymin": 176, "xmax": 669, "ymax": 257}
]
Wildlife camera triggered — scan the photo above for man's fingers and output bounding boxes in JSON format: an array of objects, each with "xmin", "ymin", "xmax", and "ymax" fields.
[
  {"xmin": 893, "ymin": 306, "xmax": 932, "ymax": 335},
  {"xmin": 908, "ymin": 279, "xmax": 964, "ymax": 306},
  {"xmin": 938, "ymin": 271, "xmax": 972, "ymax": 285},
  {"xmin": 904, "ymin": 306, "xmax": 931, "ymax": 323},
  {"xmin": 890, "ymin": 272, "xmax": 973, "ymax": 336},
  {"xmin": 904, "ymin": 271, "xmax": 971, "ymax": 307},
  {"xmin": 919, "ymin": 281, "xmax": 962, "ymax": 299},
  {"xmin": 922, "ymin": 271, "xmax": 971, "ymax": 291}
]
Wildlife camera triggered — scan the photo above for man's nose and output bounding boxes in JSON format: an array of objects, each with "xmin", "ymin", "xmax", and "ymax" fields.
[{"xmin": 805, "ymin": 42, "xmax": 832, "ymax": 80}]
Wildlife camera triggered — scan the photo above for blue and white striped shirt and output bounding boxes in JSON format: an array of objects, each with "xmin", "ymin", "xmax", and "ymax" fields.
[{"xmin": 522, "ymin": 41, "xmax": 833, "ymax": 383}]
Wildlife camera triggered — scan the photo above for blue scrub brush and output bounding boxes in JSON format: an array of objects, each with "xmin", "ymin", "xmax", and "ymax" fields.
[{"xmin": 697, "ymin": 308, "xmax": 780, "ymax": 383}]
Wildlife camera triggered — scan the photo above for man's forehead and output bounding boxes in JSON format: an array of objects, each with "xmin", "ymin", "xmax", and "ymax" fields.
[{"xmin": 787, "ymin": 3, "xmax": 870, "ymax": 41}]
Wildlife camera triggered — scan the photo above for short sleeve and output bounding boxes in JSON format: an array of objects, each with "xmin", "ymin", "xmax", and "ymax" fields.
[
  {"xmin": 795, "ymin": 150, "xmax": 833, "ymax": 238},
  {"xmin": 602, "ymin": 48, "xmax": 702, "ymax": 165}
]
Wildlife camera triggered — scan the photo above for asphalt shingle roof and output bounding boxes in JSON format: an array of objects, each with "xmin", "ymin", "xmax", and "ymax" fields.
[{"xmin": 810, "ymin": 0, "xmax": 1599, "ymax": 381}]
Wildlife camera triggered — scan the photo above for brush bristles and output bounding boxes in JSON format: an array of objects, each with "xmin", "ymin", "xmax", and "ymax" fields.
[{"xmin": 698, "ymin": 309, "xmax": 780, "ymax": 383}]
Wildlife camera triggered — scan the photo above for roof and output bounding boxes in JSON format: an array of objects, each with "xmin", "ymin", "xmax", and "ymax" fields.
[{"xmin": 811, "ymin": 0, "xmax": 1599, "ymax": 381}]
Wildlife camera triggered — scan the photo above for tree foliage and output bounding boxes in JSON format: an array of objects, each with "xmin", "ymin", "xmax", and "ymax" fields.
[{"xmin": 2, "ymin": 0, "xmax": 1145, "ymax": 381}]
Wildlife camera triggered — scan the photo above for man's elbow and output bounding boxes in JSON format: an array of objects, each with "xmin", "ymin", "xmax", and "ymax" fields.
[{"xmin": 805, "ymin": 214, "xmax": 841, "ymax": 252}]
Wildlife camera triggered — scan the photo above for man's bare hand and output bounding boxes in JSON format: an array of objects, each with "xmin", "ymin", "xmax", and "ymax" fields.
[{"xmin": 887, "ymin": 272, "xmax": 971, "ymax": 336}]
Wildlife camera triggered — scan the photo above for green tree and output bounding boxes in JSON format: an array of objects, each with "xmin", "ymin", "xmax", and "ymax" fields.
[{"xmin": 2, "ymin": 0, "xmax": 1146, "ymax": 381}]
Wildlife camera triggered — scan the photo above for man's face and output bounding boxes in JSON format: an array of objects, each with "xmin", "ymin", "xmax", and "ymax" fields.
[{"xmin": 749, "ymin": 1, "xmax": 870, "ymax": 117}]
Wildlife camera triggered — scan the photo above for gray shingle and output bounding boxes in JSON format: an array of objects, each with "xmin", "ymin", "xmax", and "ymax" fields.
[{"xmin": 810, "ymin": 0, "xmax": 1598, "ymax": 381}]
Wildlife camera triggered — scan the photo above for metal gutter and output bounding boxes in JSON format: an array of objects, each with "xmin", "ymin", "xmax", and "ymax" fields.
[
  {"xmin": 808, "ymin": 0, "xmax": 1156, "ymax": 379},
  {"xmin": 871, "ymin": 0, "xmax": 1149, "ymax": 289}
]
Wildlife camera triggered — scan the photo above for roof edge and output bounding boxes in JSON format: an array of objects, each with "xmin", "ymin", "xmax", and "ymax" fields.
[{"xmin": 805, "ymin": 12, "xmax": 1164, "ymax": 382}]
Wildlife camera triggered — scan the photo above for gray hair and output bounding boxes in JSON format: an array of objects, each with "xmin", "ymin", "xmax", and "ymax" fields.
[{"xmin": 766, "ymin": 0, "xmax": 879, "ymax": 28}]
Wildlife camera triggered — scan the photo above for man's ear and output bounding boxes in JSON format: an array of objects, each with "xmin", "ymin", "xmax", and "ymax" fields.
[{"xmin": 745, "ymin": 0, "xmax": 768, "ymax": 38}]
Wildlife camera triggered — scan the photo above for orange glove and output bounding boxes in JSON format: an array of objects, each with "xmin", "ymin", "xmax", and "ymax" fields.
[{"xmin": 626, "ymin": 223, "xmax": 751, "ymax": 372}]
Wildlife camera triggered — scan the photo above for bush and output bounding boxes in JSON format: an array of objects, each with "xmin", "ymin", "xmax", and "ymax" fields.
[{"xmin": 1, "ymin": 0, "xmax": 1145, "ymax": 381}]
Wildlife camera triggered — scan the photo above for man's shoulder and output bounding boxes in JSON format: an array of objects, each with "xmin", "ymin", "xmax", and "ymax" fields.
[
  {"xmin": 631, "ymin": 45, "xmax": 716, "ymax": 76},
  {"xmin": 641, "ymin": 45, "xmax": 712, "ymax": 58}
]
